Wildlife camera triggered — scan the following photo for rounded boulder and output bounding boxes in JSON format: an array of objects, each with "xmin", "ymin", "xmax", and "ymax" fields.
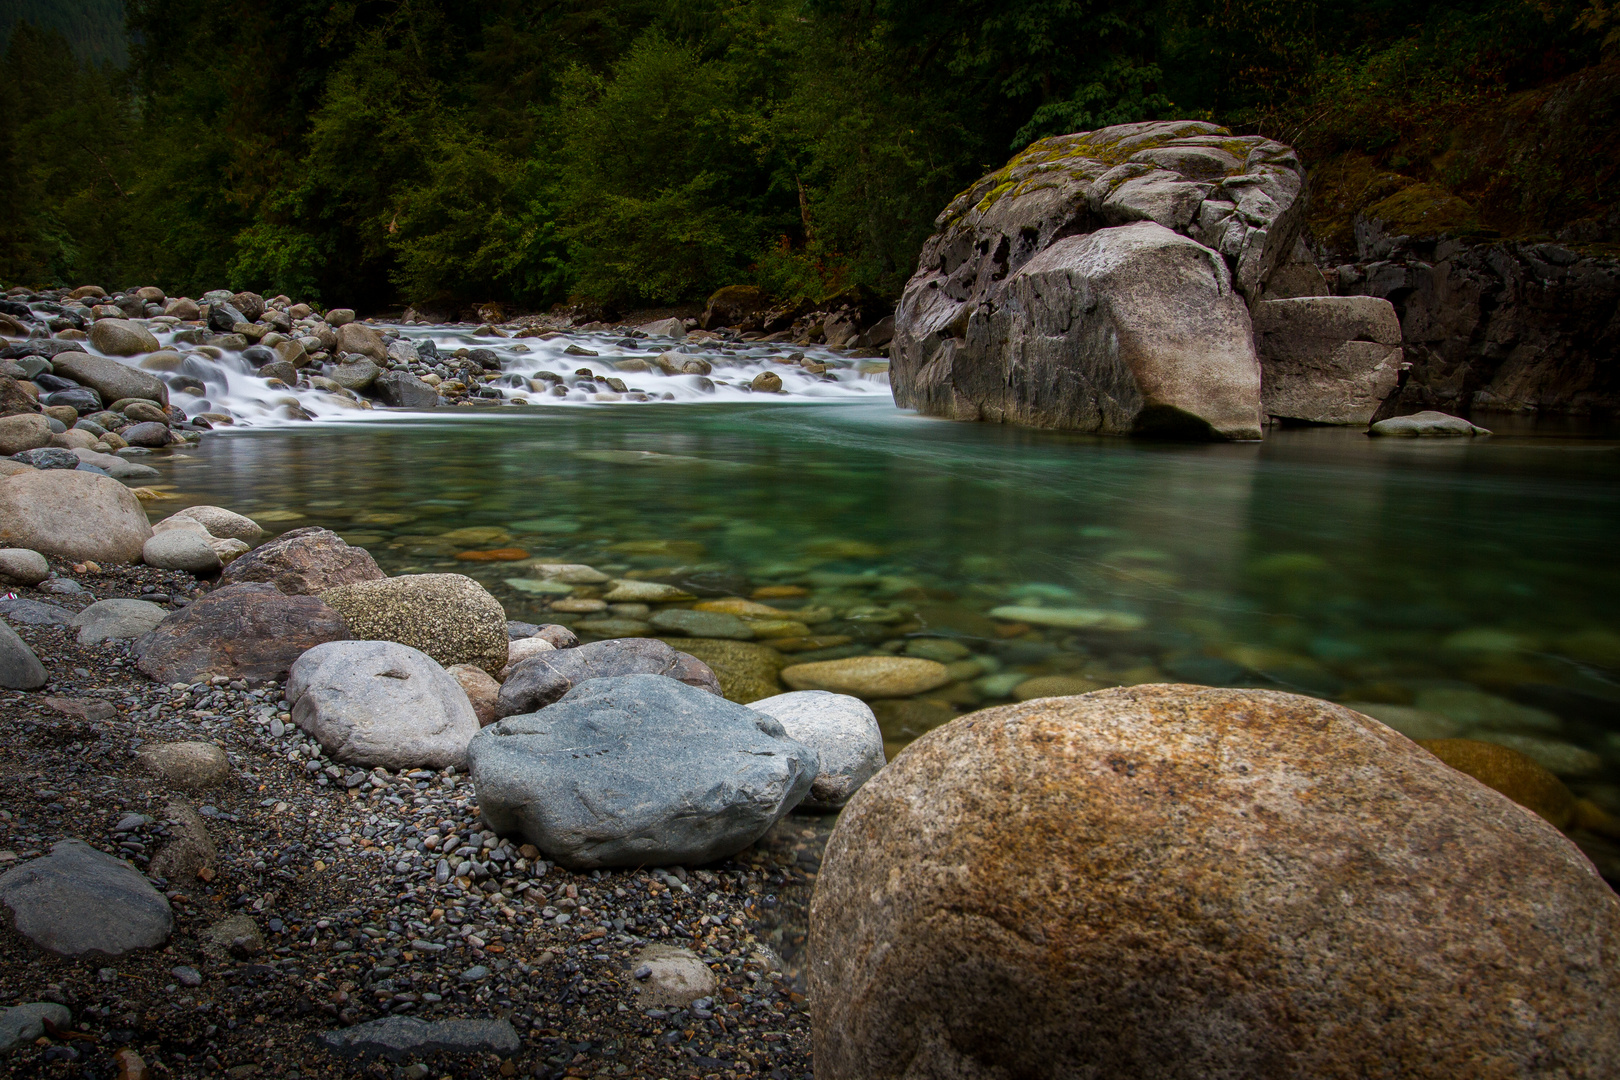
[
  {"xmin": 0, "ymin": 468, "xmax": 153, "ymax": 563},
  {"xmin": 143, "ymin": 530, "xmax": 223, "ymax": 575},
  {"xmin": 288, "ymin": 641, "xmax": 481, "ymax": 770},
  {"xmin": 0, "ymin": 548, "xmax": 49, "ymax": 587},
  {"xmin": 171, "ymin": 504, "xmax": 265, "ymax": 542},
  {"xmin": 749, "ymin": 690, "xmax": 884, "ymax": 811},
  {"xmin": 810, "ymin": 685, "xmax": 1620, "ymax": 1079},
  {"xmin": 88, "ymin": 318, "xmax": 161, "ymax": 357},
  {"xmin": 219, "ymin": 526, "xmax": 383, "ymax": 595},
  {"xmin": 319, "ymin": 573, "xmax": 510, "ymax": 676}
]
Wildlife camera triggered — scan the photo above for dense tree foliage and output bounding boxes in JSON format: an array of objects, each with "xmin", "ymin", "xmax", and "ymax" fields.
[{"xmin": 0, "ymin": 0, "xmax": 1613, "ymax": 309}]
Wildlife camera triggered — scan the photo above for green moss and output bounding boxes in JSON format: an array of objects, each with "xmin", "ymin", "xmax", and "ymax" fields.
[{"xmin": 1363, "ymin": 182, "xmax": 1481, "ymax": 236}]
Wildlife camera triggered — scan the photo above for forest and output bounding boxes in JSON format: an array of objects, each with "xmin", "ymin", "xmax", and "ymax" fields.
[{"xmin": 0, "ymin": 0, "xmax": 1615, "ymax": 313}]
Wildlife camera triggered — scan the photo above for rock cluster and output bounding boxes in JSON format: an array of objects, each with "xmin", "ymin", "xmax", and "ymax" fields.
[{"xmin": 889, "ymin": 120, "xmax": 1410, "ymax": 437}]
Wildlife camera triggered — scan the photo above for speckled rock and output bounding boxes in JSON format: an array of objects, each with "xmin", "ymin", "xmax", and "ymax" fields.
[
  {"xmin": 132, "ymin": 583, "xmax": 351, "ymax": 683},
  {"xmin": 780, "ymin": 655, "xmax": 950, "ymax": 699},
  {"xmin": 654, "ymin": 638, "xmax": 785, "ymax": 704},
  {"xmin": 811, "ymin": 685, "xmax": 1620, "ymax": 1080},
  {"xmin": 320, "ymin": 573, "xmax": 509, "ymax": 676},
  {"xmin": 633, "ymin": 944, "xmax": 716, "ymax": 1007},
  {"xmin": 497, "ymin": 638, "xmax": 721, "ymax": 717},
  {"xmin": 749, "ymin": 691, "xmax": 884, "ymax": 810},
  {"xmin": 135, "ymin": 741, "xmax": 231, "ymax": 790},
  {"xmin": 219, "ymin": 526, "xmax": 383, "ymax": 595}
]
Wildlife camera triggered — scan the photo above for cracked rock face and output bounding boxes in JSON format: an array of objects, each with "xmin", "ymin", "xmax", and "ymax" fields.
[{"xmin": 891, "ymin": 120, "xmax": 1307, "ymax": 439}]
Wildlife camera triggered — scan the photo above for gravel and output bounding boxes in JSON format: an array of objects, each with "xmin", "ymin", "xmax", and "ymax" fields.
[{"xmin": 0, "ymin": 560, "xmax": 820, "ymax": 1079}]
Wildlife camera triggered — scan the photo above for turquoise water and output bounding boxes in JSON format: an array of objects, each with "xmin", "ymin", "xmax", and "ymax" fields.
[{"xmin": 153, "ymin": 401, "xmax": 1620, "ymax": 826}]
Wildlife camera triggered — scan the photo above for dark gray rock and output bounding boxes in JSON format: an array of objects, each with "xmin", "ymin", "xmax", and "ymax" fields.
[
  {"xmin": 120, "ymin": 421, "xmax": 172, "ymax": 447},
  {"xmin": 0, "ymin": 1002, "xmax": 72, "ymax": 1051},
  {"xmin": 374, "ymin": 371, "xmax": 439, "ymax": 408},
  {"xmin": 470, "ymin": 674, "xmax": 818, "ymax": 868},
  {"xmin": 0, "ymin": 618, "xmax": 47, "ymax": 689},
  {"xmin": 317, "ymin": 1017, "xmax": 520, "ymax": 1061},
  {"xmin": 206, "ymin": 302, "xmax": 245, "ymax": 332},
  {"xmin": 0, "ymin": 839, "xmax": 173, "ymax": 955},
  {"xmin": 507, "ymin": 620, "xmax": 541, "ymax": 640},
  {"xmin": 9, "ymin": 447, "xmax": 78, "ymax": 470},
  {"xmin": 497, "ymin": 637, "xmax": 720, "ymax": 717},
  {"xmin": 0, "ymin": 598, "xmax": 74, "ymax": 626},
  {"xmin": 42, "ymin": 388, "xmax": 101, "ymax": 414}
]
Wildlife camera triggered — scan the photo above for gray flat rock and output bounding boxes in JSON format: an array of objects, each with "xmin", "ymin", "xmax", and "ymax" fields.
[
  {"xmin": 72, "ymin": 597, "xmax": 169, "ymax": 645},
  {"xmin": 317, "ymin": 1017, "xmax": 520, "ymax": 1061},
  {"xmin": 0, "ymin": 1002, "xmax": 72, "ymax": 1051},
  {"xmin": 470, "ymin": 674, "xmax": 818, "ymax": 869},
  {"xmin": 1369, "ymin": 410, "xmax": 1491, "ymax": 437},
  {"xmin": 70, "ymin": 447, "xmax": 161, "ymax": 479},
  {"xmin": 0, "ymin": 839, "xmax": 173, "ymax": 956},
  {"xmin": 0, "ymin": 618, "xmax": 47, "ymax": 690},
  {"xmin": 0, "ymin": 599, "xmax": 74, "ymax": 626}
]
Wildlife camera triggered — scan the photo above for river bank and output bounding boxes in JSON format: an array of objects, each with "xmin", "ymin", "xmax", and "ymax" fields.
[{"xmin": 0, "ymin": 556, "xmax": 818, "ymax": 1080}]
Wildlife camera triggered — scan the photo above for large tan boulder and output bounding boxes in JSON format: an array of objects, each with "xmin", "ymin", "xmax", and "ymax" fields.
[
  {"xmin": 810, "ymin": 685, "xmax": 1620, "ymax": 1079},
  {"xmin": 1253, "ymin": 295, "xmax": 1402, "ymax": 425},
  {"xmin": 0, "ymin": 469, "xmax": 153, "ymax": 562},
  {"xmin": 88, "ymin": 318, "xmax": 160, "ymax": 356},
  {"xmin": 52, "ymin": 351, "xmax": 169, "ymax": 407},
  {"xmin": 335, "ymin": 322, "xmax": 387, "ymax": 361}
]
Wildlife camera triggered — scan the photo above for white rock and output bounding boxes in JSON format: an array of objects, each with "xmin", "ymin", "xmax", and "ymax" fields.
[
  {"xmin": 287, "ymin": 641, "xmax": 481, "ymax": 770},
  {"xmin": 143, "ymin": 530, "xmax": 223, "ymax": 574},
  {"xmin": 749, "ymin": 690, "xmax": 885, "ymax": 810},
  {"xmin": 1369, "ymin": 410, "xmax": 1491, "ymax": 437},
  {"xmin": 639, "ymin": 318, "xmax": 687, "ymax": 340},
  {"xmin": 500, "ymin": 635, "xmax": 556, "ymax": 678},
  {"xmin": 0, "ymin": 549, "xmax": 49, "ymax": 587},
  {"xmin": 633, "ymin": 944, "xmax": 716, "ymax": 1007},
  {"xmin": 0, "ymin": 469, "xmax": 153, "ymax": 563}
]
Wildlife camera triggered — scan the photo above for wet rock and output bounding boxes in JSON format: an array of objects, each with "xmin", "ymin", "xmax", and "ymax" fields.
[
  {"xmin": 0, "ymin": 548, "xmax": 49, "ymax": 586},
  {"xmin": 749, "ymin": 690, "xmax": 884, "ymax": 811},
  {"xmin": 335, "ymin": 322, "xmax": 387, "ymax": 361},
  {"xmin": 72, "ymin": 598, "xmax": 169, "ymax": 644},
  {"xmin": 330, "ymin": 359, "xmax": 381, "ymax": 391},
  {"xmin": 120, "ymin": 421, "xmax": 173, "ymax": 448},
  {"xmin": 811, "ymin": 685, "xmax": 1620, "ymax": 1079},
  {"xmin": 51, "ymin": 352, "xmax": 168, "ymax": 407},
  {"xmin": 374, "ymin": 371, "xmax": 438, "ymax": 408},
  {"xmin": 288, "ymin": 641, "xmax": 481, "ymax": 769},
  {"xmin": 171, "ymin": 505, "xmax": 264, "ymax": 542},
  {"xmin": 750, "ymin": 371, "xmax": 784, "ymax": 393},
  {"xmin": 69, "ymin": 447, "xmax": 160, "ymax": 479},
  {"xmin": 88, "ymin": 319, "xmax": 160, "ymax": 356},
  {"xmin": 0, "ymin": 839, "xmax": 172, "ymax": 956},
  {"xmin": 661, "ymin": 638, "xmax": 787, "ymax": 704},
  {"xmin": 447, "ymin": 663, "xmax": 502, "ymax": 726},
  {"xmin": 135, "ymin": 741, "xmax": 231, "ymax": 790},
  {"xmin": 602, "ymin": 579, "xmax": 694, "ymax": 603},
  {"xmin": 633, "ymin": 944, "xmax": 716, "ymax": 1007},
  {"xmin": 142, "ymin": 530, "xmax": 222, "ymax": 574},
  {"xmin": 317, "ymin": 1017, "xmax": 520, "ymax": 1061},
  {"xmin": 132, "ymin": 582, "xmax": 351, "ymax": 683},
  {"xmin": 0, "ymin": 1002, "xmax": 73, "ymax": 1052},
  {"xmin": 12, "ymin": 446, "xmax": 79, "ymax": 469},
  {"xmin": 640, "ymin": 317, "xmax": 686, "ymax": 340},
  {"xmin": 1253, "ymin": 296, "xmax": 1402, "ymax": 425},
  {"xmin": 0, "ymin": 413, "xmax": 52, "ymax": 455},
  {"xmin": 218, "ymin": 526, "xmax": 383, "ymax": 595},
  {"xmin": 649, "ymin": 608, "xmax": 755, "ymax": 640},
  {"xmin": 0, "ymin": 619, "xmax": 47, "ymax": 689},
  {"xmin": 987, "ymin": 605, "xmax": 1146, "ymax": 630},
  {"xmin": 471, "ymin": 674, "xmax": 817, "ymax": 868},
  {"xmin": 1369, "ymin": 410, "xmax": 1490, "ymax": 436},
  {"xmin": 319, "ymin": 573, "xmax": 508, "ymax": 676},
  {"xmin": 497, "ymin": 637, "xmax": 722, "ymax": 716},
  {"xmin": 1012, "ymin": 674, "xmax": 1108, "ymax": 700},
  {"xmin": 780, "ymin": 656, "xmax": 950, "ymax": 699}
]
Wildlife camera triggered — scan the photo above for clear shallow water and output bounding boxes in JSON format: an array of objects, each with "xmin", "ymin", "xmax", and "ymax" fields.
[{"xmin": 145, "ymin": 401, "xmax": 1620, "ymax": 826}]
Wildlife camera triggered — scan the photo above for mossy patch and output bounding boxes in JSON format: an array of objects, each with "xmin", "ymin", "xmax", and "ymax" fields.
[{"xmin": 1363, "ymin": 182, "xmax": 1482, "ymax": 237}]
